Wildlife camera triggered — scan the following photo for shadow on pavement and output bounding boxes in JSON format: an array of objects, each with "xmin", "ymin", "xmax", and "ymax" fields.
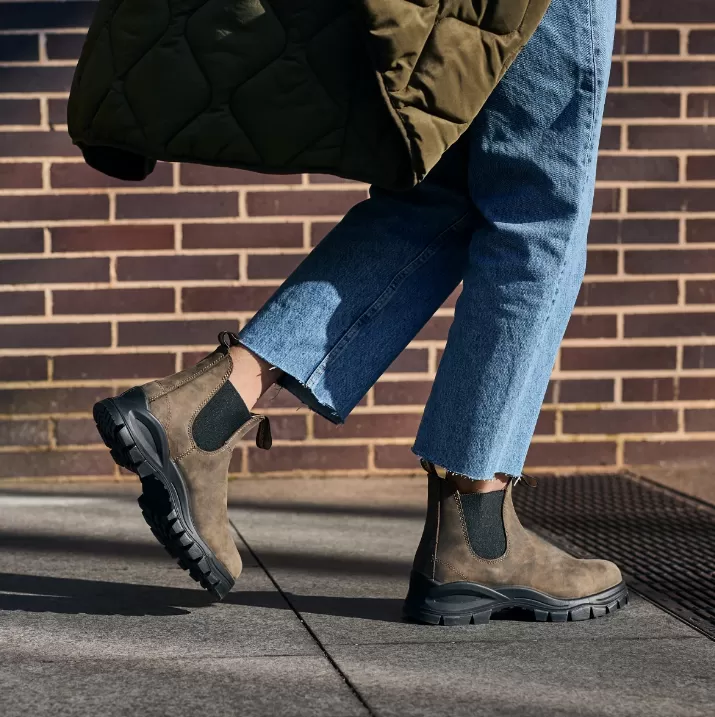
[
  {"xmin": 0, "ymin": 572, "xmax": 543, "ymax": 624},
  {"xmin": 231, "ymin": 590, "xmax": 406, "ymax": 623},
  {"xmin": 2, "ymin": 530, "xmax": 413, "ymax": 576},
  {"xmin": 0, "ymin": 572, "xmax": 211, "ymax": 617},
  {"xmin": 229, "ymin": 592, "xmax": 543, "ymax": 623},
  {"xmin": 0, "ymin": 531, "xmax": 168, "ymax": 560},
  {"xmin": 0, "ymin": 572, "xmax": 408, "ymax": 623}
]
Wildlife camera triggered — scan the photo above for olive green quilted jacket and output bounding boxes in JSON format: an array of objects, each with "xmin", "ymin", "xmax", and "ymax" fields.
[{"xmin": 68, "ymin": 0, "xmax": 551, "ymax": 190}]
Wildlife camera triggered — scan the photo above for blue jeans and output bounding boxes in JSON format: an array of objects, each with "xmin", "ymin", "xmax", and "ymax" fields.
[{"xmin": 239, "ymin": 0, "xmax": 617, "ymax": 480}]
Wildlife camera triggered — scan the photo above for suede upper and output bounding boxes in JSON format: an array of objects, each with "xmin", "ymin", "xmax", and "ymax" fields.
[
  {"xmin": 67, "ymin": 0, "xmax": 551, "ymax": 190},
  {"xmin": 414, "ymin": 473, "xmax": 623, "ymax": 599},
  {"xmin": 141, "ymin": 347, "xmax": 266, "ymax": 579}
]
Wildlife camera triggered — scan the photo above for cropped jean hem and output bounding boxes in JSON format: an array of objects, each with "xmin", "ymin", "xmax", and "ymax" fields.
[
  {"xmin": 236, "ymin": 339, "xmax": 345, "ymax": 425},
  {"xmin": 411, "ymin": 445, "xmax": 523, "ymax": 482}
]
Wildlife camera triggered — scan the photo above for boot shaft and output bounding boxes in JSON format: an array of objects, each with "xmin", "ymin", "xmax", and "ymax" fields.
[
  {"xmin": 413, "ymin": 463, "xmax": 518, "ymax": 584},
  {"xmin": 140, "ymin": 335, "xmax": 271, "ymax": 461}
]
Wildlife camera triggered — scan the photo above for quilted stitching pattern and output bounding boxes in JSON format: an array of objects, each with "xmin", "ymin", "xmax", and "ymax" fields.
[{"xmin": 68, "ymin": 0, "xmax": 551, "ymax": 190}]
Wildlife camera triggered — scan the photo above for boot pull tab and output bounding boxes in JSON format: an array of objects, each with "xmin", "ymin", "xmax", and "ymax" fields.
[
  {"xmin": 218, "ymin": 331, "xmax": 241, "ymax": 350},
  {"xmin": 255, "ymin": 415, "xmax": 272, "ymax": 450},
  {"xmin": 514, "ymin": 472, "xmax": 538, "ymax": 488},
  {"xmin": 419, "ymin": 458, "xmax": 444, "ymax": 477}
]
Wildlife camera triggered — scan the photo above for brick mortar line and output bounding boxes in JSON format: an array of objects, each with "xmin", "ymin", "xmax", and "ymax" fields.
[
  {"xmin": 14, "ymin": 430, "xmax": 709, "ymax": 453},
  {"xmin": 47, "ymin": 415, "xmax": 56, "ymax": 449},
  {"xmin": 0, "ymin": 468, "xmax": 621, "ymax": 482},
  {"xmin": 0, "ymin": 84, "xmax": 684, "ymax": 99},
  {"xmin": 614, "ymin": 376, "xmax": 623, "ymax": 404},
  {"xmin": 615, "ymin": 435, "xmax": 625, "ymax": 466},
  {"xmin": 0, "ymin": 21, "xmax": 712, "ymax": 34},
  {"xmin": 227, "ymin": 467, "xmax": 618, "ymax": 479},
  {"xmin": 5, "ymin": 244, "xmax": 715, "ymax": 256},
  {"xmin": 0, "ymin": 93, "xmax": 69, "ymax": 99},
  {"xmin": 365, "ymin": 386, "xmax": 375, "ymax": 408},
  {"xmin": 0, "ymin": 218, "xmax": 346, "ymax": 227},
  {"xmin": 0, "ymin": 60, "xmax": 75, "ymax": 68},
  {"xmin": 569, "ymin": 306, "xmax": 715, "ymax": 314},
  {"xmin": 11, "ymin": 307, "xmax": 715, "ymax": 322},
  {"xmin": 5, "ymin": 54, "xmax": 715, "ymax": 69},
  {"xmin": 678, "ymin": 215, "xmax": 687, "ymax": 244},
  {"xmin": 3, "ymin": 405, "xmax": 715, "ymax": 423},
  {"xmin": 605, "ymin": 90, "xmax": 682, "ymax": 96},
  {"xmin": 0, "ymin": 217, "xmax": 310, "ymax": 225},
  {"xmin": 3, "ymin": 214, "xmax": 712, "ymax": 226},
  {"xmin": 621, "ymin": 24, "xmax": 715, "ymax": 31},
  {"xmin": 0, "ymin": 375, "xmax": 709, "ymax": 389},
  {"xmin": 621, "ymin": 56, "xmax": 715, "ymax": 62},
  {"xmin": 0, "ymin": 435, "xmax": 710, "ymax": 451},
  {"xmin": 677, "ymin": 276, "xmax": 687, "ymax": 306},
  {"xmin": 598, "ymin": 180, "xmax": 715, "ymax": 188},
  {"xmin": 4, "ymin": 341, "xmax": 715, "ymax": 355},
  {"xmin": 596, "ymin": 212, "xmax": 715, "ymax": 218},
  {"xmin": 0, "ymin": 186, "xmax": 369, "ymax": 196},
  {"xmin": 7, "ymin": 178, "xmax": 715, "ymax": 194},
  {"xmin": 601, "ymin": 117, "xmax": 715, "ymax": 124},
  {"xmin": 0, "ymin": 250, "xmax": 709, "ymax": 261},
  {"xmin": 680, "ymin": 92, "xmax": 688, "ymax": 119},
  {"xmin": 680, "ymin": 28, "xmax": 690, "ymax": 58},
  {"xmin": 0, "ymin": 280, "xmax": 290, "ymax": 289}
]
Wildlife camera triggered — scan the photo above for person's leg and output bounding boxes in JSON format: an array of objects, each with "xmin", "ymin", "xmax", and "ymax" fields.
[
  {"xmin": 404, "ymin": 0, "xmax": 627, "ymax": 626},
  {"xmin": 413, "ymin": 0, "xmax": 617, "ymax": 483},
  {"xmin": 237, "ymin": 142, "xmax": 474, "ymax": 422}
]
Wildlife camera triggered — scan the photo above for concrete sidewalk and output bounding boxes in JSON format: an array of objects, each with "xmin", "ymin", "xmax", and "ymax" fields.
[{"xmin": 0, "ymin": 478, "xmax": 712, "ymax": 717}]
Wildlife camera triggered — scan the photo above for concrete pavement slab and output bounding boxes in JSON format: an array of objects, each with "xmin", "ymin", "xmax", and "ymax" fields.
[
  {"xmin": 3, "ymin": 477, "xmax": 712, "ymax": 717},
  {"xmin": 0, "ymin": 486, "xmax": 368, "ymax": 717},
  {"xmin": 2, "ymin": 655, "xmax": 368, "ymax": 717},
  {"xmin": 226, "ymin": 477, "xmax": 715, "ymax": 717},
  {"xmin": 328, "ymin": 639, "xmax": 714, "ymax": 717},
  {"xmin": 0, "ymin": 483, "xmax": 260, "ymax": 567},
  {"xmin": 0, "ymin": 492, "xmax": 313, "ymax": 656}
]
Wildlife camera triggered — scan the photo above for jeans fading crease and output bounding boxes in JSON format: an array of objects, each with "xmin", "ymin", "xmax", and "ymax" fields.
[{"xmin": 238, "ymin": 0, "xmax": 618, "ymax": 481}]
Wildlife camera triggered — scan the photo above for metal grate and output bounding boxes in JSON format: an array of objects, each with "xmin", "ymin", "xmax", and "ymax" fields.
[{"xmin": 512, "ymin": 472, "xmax": 715, "ymax": 639}]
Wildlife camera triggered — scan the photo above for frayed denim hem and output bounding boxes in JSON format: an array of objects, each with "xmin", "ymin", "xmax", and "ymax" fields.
[
  {"xmin": 277, "ymin": 373, "xmax": 344, "ymax": 425},
  {"xmin": 412, "ymin": 446, "xmax": 523, "ymax": 482},
  {"xmin": 237, "ymin": 337, "xmax": 345, "ymax": 425}
]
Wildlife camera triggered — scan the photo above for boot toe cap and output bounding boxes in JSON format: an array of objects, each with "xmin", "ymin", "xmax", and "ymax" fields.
[{"xmin": 588, "ymin": 558, "xmax": 623, "ymax": 594}]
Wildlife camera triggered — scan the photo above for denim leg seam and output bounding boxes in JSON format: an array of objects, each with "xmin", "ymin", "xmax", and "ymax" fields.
[
  {"xmin": 585, "ymin": 0, "xmax": 598, "ymax": 164},
  {"xmin": 492, "ymin": 7, "xmax": 601, "ymax": 470},
  {"xmin": 304, "ymin": 211, "xmax": 472, "ymax": 390}
]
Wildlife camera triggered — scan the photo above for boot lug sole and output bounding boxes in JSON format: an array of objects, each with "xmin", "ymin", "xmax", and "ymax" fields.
[
  {"xmin": 403, "ymin": 570, "xmax": 629, "ymax": 626},
  {"xmin": 93, "ymin": 389, "xmax": 235, "ymax": 600}
]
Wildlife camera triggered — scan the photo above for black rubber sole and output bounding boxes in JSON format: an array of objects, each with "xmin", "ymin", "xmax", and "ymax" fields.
[
  {"xmin": 93, "ymin": 388, "xmax": 234, "ymax": 600},
  {"xmin": 403, "ymin": 570, "xmax": 629, "ymax": 626}
]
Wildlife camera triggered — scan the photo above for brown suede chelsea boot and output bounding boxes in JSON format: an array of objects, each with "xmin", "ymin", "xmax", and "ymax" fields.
[
  {"xmin": 403, "ymin": 460, "xmax": 628, "ymax": 625},
  {"xmin": 93, "ymin": 331, "xmax": 272, "ymax": 600}
]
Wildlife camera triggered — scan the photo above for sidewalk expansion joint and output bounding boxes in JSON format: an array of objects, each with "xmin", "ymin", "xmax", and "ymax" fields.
[{"xmin": 229, "ymin": 518, "xmax": 376, "ymax": 717}]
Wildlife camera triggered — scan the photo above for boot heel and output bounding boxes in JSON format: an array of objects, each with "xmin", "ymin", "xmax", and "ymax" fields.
[
  {"xmin": 402, "ymin": 570, "xmax": 499, "ymax": 626},
  {"xmin": 93, "ymin": 398, "xmax": 135, "ymax": 471}
]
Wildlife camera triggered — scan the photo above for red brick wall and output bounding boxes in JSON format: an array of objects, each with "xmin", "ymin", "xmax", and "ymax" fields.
[{"xmin": 1, "ymin": 0, "xmax": 715, "ymax": 481}]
